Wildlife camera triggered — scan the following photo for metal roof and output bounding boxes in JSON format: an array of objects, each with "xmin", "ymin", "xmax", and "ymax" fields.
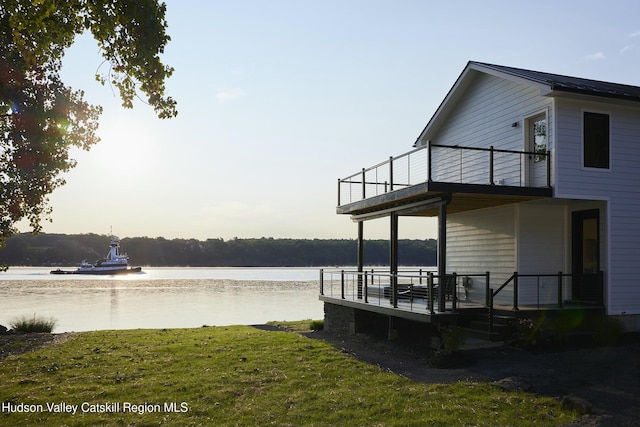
[{"xmin": 472, "ymin": 61, "xmax": 640, "ymax": 102}]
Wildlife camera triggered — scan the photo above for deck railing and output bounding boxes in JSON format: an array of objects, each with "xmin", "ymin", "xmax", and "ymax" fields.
[
  {"xmin": 337, "ymin": 146, "xmax": 428, "ymax": 206},
  {"xmin": 337, "ymin": 142, "xmax": 551, "ymax": 206},
  {"xmin": 488, "ymin": 271, "xmax": 605, "ymax": 333},
  {"xmin": 319, "ymin": 268, "xmax": 486, "ymax": 314},
  {"xmin": 321, "ymin": 268, "xmax": 603, "ymax": 328}
]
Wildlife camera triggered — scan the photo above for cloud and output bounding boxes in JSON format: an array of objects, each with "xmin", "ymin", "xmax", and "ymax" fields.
[
  {"xmin": 620, "ymin": 32, "xmax": 640, "ymax": 54},
  {"xmin": 215, "ymin": 88, "xmax": 244, "ymax": 102},
  {"xmin": 584, "ymin": 52, "xmax": 605, "ymax": 61},
  {"xmin": 620, "ymin": 44, "xmax": 634, "ymax": 54}
]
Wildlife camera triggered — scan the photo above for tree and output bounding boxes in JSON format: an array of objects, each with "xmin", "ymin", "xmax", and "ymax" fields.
[{"xmin": 0, "ymin": 0, "xmax": 176, "ymax": 250}]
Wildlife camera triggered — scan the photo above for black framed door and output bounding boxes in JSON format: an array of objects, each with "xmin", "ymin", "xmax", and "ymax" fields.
[{"xmin": 571, "ymin": 209, "xmax": 603, "ymax": 304}]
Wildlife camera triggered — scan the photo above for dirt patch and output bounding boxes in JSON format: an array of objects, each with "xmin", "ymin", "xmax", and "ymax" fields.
[
  {"xmin": 0, "ymin": 332, "xmax": 74, "ymax": 360},
  {"xmin": 305, "ymin": 330, "xmax": 640, "ymax": 427}
]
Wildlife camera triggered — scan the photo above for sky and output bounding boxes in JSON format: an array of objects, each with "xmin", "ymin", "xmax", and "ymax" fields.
[{"xmin": 18, "ymin": 0, "xmax": 640, "ymax": 241}]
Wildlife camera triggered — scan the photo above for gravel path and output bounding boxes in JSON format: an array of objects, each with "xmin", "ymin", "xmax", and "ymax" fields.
[{"xmin": 305, "ymin": 330, "xmax": 640, "ymax": 427}]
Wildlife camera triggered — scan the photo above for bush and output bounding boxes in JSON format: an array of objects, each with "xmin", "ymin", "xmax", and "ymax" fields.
[
  {"xmin": 309, "ymin": 320, "xmax": 324, "ymax": 331},
  {"xmin": 439, "ymin": 324, "xmax": 464, "ymax": 354},
  {"xmin": 513, "ymin": 316, "xmax": 568, "ymax": 350},
  {"xmin": 10, "ymin": 314, "xmax": 57, "ymax": 333}
]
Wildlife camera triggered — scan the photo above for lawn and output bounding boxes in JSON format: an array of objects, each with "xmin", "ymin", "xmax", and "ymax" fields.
[{"xmin": 0, "ymin": 325, "xmax": 577, "ymax": 426}]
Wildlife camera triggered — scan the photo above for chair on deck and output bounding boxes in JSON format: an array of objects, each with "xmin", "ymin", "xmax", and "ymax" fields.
[{"xmin": 435, "ymin": 275, "xmax": 456, "ymax": 301}]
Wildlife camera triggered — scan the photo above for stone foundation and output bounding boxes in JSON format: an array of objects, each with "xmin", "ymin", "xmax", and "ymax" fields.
[
  {"xmin": 323, "ymin": 303, "xmax": 357, "ymax": 335},
  {"xmin": 323, "ymin": 302, "xmax": 436, "ymax": 343}
]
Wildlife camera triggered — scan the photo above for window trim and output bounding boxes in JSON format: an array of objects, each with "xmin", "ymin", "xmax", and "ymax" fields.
[{"xmin": 521, "ymin": 108, "xmax": 551, "ymax": 187}]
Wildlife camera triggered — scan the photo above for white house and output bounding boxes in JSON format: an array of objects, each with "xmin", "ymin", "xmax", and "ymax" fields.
[{"xmin": 320, "ymin": 61, "xmax": 640, "ymax": 337}]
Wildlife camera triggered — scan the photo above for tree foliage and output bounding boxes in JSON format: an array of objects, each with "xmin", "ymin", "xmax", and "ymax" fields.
[
  {"xmin": 0, "ymin": 0, "xmax": 176, "ymax": 248},
  {"xmin": 0, "ymin": 233, "xmax": 438, "ymax": 267}
]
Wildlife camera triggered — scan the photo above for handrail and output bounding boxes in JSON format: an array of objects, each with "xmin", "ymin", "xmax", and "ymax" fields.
[
  {"xmin": 340, "ymin": 146, "xmax": 427, "ymax": 181},
  {"xmin": 320, "ymin": 268, "xmax": 463, "ymax": 315},
  {"xmin": 487, "ymin": 271, "xmax": 592, "ymax": 334},
  {"xmin": 492, "ymin": 272, "xmax": 517, "ymax": 297},
  {"xmin": 431, "ymin": 143, "xmax": 545, "ymax": 157},
  {"xmin": 338, "ymin": 141, "xmax": 551, "ymax": 206},
  {"xmin": 323, "ymin": 268, "xmax": 602, "ymax": 339}
]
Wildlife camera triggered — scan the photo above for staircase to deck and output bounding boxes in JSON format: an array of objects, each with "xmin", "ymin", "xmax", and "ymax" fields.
[{"xmin": 459, "ymin": 310, "xmax": 517, "ymax": 348}]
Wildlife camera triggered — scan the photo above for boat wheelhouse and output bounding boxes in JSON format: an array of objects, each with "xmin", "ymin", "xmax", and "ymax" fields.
[{"xmin": 51, "ymin": 236, "xmax": 142, "ymax": 275}]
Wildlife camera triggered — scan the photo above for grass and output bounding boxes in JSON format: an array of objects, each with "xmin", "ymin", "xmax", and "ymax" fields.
[
  {"xmin": 9, "ymin": 314, "xmax": 57, "ymax": 333},
  {"xmin": 0, "ymin": 325, "xmax": 578, "ymax": 426}
]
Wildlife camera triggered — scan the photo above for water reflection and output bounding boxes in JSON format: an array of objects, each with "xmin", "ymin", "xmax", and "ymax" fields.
[{"xmin": 0, "ymin": 268, "xmax": 323, "ymax": 332}]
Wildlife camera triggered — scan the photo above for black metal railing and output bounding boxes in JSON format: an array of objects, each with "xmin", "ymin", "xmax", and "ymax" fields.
[
  {"xmin": 487, "ymin": 271, "xmax": 605, "ymax": 333},
  {"xmin": 337, "ymin": 142, "xmax": 551, "ymax": 206},
  {"xmin": 429, "ymin": 143, "xmax": 550, "ymax": 188},
  {"xmin": 337, "ymin": 147, "xmax": 428, "ymax": 206},
  {"xmin": 320, "ymin": 268, "xmax": 603, "ymax": 337},
  {"xmin": 319, "ymin": 268, "xmax": 471, "ymax": 314}
]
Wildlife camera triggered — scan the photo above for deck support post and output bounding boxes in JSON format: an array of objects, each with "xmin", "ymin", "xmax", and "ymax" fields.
[
  {"xmin": 357, "ymin": 221, "xmax": 364, "ymax": 299},
  {"xmin": 485, "ymin": 271, "xmax": 490, "ymax": 307},
  {"xmin": 438, "ymin": 196, "xmax": 450, "ymax": 313},
  {"xmin": 427, "ymin": 272, "xmax": 435, "ymax": 314},
  {"xmin": 364, "ymin": 271, "xmax": 368, "ymax": 303},
  {"xmin": 489, "ymin": 146, "xmax": 495, "ymax": 185},
  {"xmin": 513, "ymin": 272, "xmax": 519, "ymax": 311},
  {"xmin": 390, "ymin": 212, "xmax": 399, "ymax": 308}
]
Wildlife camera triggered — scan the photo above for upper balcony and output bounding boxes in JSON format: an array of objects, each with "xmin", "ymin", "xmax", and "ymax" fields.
[{"xmin": 337, "ymin": 142, "xmax": 553, "ymax": 218}]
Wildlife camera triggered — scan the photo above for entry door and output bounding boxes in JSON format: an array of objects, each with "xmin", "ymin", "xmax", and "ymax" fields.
[
  {"xmin": 571, "ymin": 209, "xmax": 602, "ymax": 304},
  {"xmin": 526, "ymin": 113, "xmax": 548, "ymax": 187}
]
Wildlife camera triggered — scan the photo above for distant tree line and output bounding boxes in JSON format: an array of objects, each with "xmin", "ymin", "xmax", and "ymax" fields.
[{"xmin": 0, "ymin": 233, "xmax": 437, "ymax": 267}]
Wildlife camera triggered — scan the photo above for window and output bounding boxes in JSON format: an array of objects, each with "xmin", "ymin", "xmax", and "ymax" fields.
[
  {"xmin": 583, "ymin": 112, "xmax": 609, "ymax": 169},
  {"xmin": 528, "ymin": 113, "xmax": 547, "ymax": 163}
]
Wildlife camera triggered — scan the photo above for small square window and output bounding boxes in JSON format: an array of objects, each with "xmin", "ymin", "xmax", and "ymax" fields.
[{"xmin": 583, "ymin": 112, "xmax": 609, "ymax": 169}]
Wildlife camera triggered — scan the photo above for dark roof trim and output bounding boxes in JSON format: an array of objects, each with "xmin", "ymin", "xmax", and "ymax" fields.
[
  {"xmin": 472, "ymin": 61, "xmax": 640, "ymax": 102},
  {"xmin": 413, "ymin": 61, "xmax": 640, "ymax": 146}
]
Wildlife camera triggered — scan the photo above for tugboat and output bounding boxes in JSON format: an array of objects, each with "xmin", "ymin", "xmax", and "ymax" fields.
[{"xmin": 50, "ymin": 236, "xmax": 142, "ymax": 275}]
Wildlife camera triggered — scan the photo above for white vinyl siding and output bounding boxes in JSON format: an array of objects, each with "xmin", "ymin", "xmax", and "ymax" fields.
[
  {"xmin": 433, "ymin": 73, "xmax": 552, "ymax": 150},
  {"xmin": 429, "ymin": 73, "xmax": 553, "ymax": 187},
  {"xmin": 447, "ymin": 201, "xmax": 572, "ymax": 307},
  {"xmin": 516, "ymin": 201, "xmax": 567, "ymax": 305},
  {"xmin": 556, "ymin": 98, "xmax": 640, "ymax": 314},
  {"xmin": 446, "ymin": 205, "xmax": 516, "ymax": 305}
]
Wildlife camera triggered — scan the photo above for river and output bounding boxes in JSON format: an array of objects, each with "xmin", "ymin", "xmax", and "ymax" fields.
[{"xmin": 0, "ymin": 267, "xmax": 324, "ymax": 332}]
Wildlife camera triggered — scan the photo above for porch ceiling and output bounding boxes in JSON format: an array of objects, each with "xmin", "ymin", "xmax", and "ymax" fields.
[{"xmin": 337, "ymin": 181, "xmax": 552, "ymax": 219}]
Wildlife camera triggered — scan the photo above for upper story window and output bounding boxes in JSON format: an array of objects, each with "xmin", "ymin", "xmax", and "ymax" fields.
[
  {"xmin": 528, "ymin": 113, "xmax": 547, "ymax": 163},
  {"xmin": 583, "ymin": 112, "xmax": 610, "ymax": 169}
]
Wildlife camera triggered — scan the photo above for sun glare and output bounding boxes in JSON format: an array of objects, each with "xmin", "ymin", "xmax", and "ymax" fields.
[{"xmin": 91, "ymin": 116, "xmax": 157, "ymax": 178}]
